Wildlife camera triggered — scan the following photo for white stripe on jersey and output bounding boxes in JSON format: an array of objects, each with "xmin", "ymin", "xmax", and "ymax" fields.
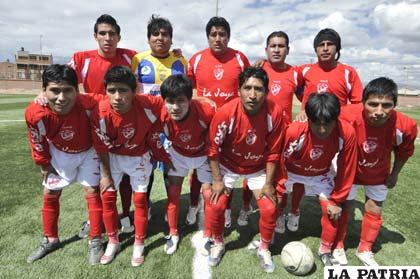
[
  {"xmin": 81, "ymin": 58, "xmax": 90, "ymax": 82},
  {"xmin": 193, "ymin": 54, "xmax": 202, "ymax": 76},
  {"xmin": 293, "ymin": 70, "xmax": 298, "ymax": 86},
  {"xmin": 99, "ymin": 118, "xmax": 107, "ymax": 133},
  {"xmin": 396, "ymin": 128, "xmax": 403, "ymax": 146},
  {"xmin": 267, "ymin": 114, "xmax": 273, "ymax": 133},
  {"xmin": 338, "ymin": 137, "xmax": 344, "ymax": 151},
  {"xmin": 296, "ymin": 134, "xmax": 305, "ymax": 151},
  {"xmin": 344, "ymin": 69, "xmax": 351, "ymax": 93},
  {"xmin": 37, "ymin": 120, "xmax": 46, "ymax": 136},
  {"xmin": 302, "ymin": 66, "xmax": 310, "ymax": 77},
  {"xmin": 228, "ymin": 117, "xmax": 235, "ymax": 134},
  {"xmin": 144, "ymin": 108, "xmax": 157, "ymax": 123},
  {"xmin": 122, "ymin": 54, "xmax": 132, "ymax": 66},
  {"xmin": 198, "ymin": 119, "xmax": 207, "ymax": 129},
  {"xmin": 235, "ymin": 53, "xmax": 245, "ymax": 72}
]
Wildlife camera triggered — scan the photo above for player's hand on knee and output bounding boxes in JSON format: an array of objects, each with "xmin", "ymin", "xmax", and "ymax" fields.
[
  {"xmin": 100, "ymin": 176, "xmax": 115, "ymax": 193},
  {"xmin": 260, "ymin": 183, "xmax": 277, "ymax": 205},
  {"xmin": 327, "ymin": 203, "xmax": 342, "ymax": 221},
  {"xmin": 40, "ymin": 164, "xmax": 58, "ymax": 183},
  {"xmin": 210, "ymin": 181, "xmax": 225, "ymax": 204}
]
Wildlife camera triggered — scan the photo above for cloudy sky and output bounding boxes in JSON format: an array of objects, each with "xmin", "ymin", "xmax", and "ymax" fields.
[{"xmin": 1, "ymin": 0, "xmax": 420, "ymax": 88}]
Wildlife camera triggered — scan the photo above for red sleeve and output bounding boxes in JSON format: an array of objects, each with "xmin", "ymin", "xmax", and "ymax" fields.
[
  {"xmin": 138, "ymin": 94, "xmax": 164, "ymax": 118},
  {"xmin": 207, "ymin": 109, "xmax": 229, "ymax": 160},
  {"xmin": 68, "ymin": 52, "xmax": 83, "ymax": 85},
  {"xmin": 266, "ymin": 105, "xmax": 285, "ymax": 163},
  {"xmin": 78, "ymin": 93, "xmax": 104, "ymax": 110},
  {"xmin": 294, "ymin": 66, "xmax": 304, "ymax": 102},
  {"xmin": 349, "ymin": 67, "xmax": 363, "ymax": 104},
  {"xmin": 394, "ymin": 114, "xmax": 418, "ymax": 160},
  {"xmin": 90, "ymin": 105, "xmax": 110, "ymax": 154},
  {"xmin": 25, "ymin": 104, "xmax": 51, "ymax": 166},
  {"xmin": 146, "ymin": 119, "xmax": 170, "ymax": 164},
  {"xmin": 187, "ymin": 55, "xmax": 197, "ymax": 88},
  {"xmin": 330, "ymin": 122, "xmax": 357, "ymax": 204},
  {"xmin": 240, "ymin": 52, "xmax": 251, "ymax": 68}
]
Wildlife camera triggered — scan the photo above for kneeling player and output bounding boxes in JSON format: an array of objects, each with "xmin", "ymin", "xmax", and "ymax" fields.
[
  {"xmin": 91, "ymin": 66, "xmax": 166, "ymax": 266},
  {"xmin": 339, "ymin": 77, "xmax": 417, "ymax": 266},
  {"xmin": 25, "ymin": 65, "xmax": 103, "ymax": 264},
  {"xmin": 158, "ymin": 75, "xmax": 215, "ymax": 254},
  {"xmin": 204, "ymin": 67, "xmax": 286, "ymax": 273},
  {"xmin": 278, "ymin": 93, "xmax": 357, "ymax": 266}
]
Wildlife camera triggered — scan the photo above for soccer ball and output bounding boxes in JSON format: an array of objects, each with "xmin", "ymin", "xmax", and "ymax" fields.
[{"xmin": 280, "ymin": 241, "xmax": 314, "ymax": 276}]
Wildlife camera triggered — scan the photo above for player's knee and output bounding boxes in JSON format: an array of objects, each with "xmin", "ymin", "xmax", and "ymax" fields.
[
  {"xmin": 83, "ymin": 185, "xmax": 99, "ymax": 194},
  {"xmin": 365, "ymin": 198, "xmax": 382, "ymax": 215},
  {"xmin": 43, "ymin": 188, "xmax": 61, "ymax": 196},
  {"xmin": 133, "ymin": 192, "xmax": 148, "ymax": 208}
]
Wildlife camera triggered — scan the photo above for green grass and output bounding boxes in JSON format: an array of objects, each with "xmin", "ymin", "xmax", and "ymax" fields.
[{"xmin": 0, "ymin": 94, "xmax": 419, "ymax": 278}]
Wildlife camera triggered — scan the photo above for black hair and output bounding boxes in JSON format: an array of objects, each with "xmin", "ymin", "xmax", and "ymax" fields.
[
  {"xmin": 147, "ymin": 14, "xmax": 173, "ymax": 39},
  {"xmin": 160, "ymin": 74, "xmax": 193, "ymax": 100},
  {"xmin": 42, "ymin": 64, "xmax": 78, "ymax": 89},
  {"xmin": 362, "ymin": 77, "xmax": 398, "ymax": 105},
  {"xmin": 206, "ymin": 16, "xmax": 230, "ymax": 39},
  {"xmin": 266, "ymin": 31, "xmax": 289, "ymax": 48},
  {"xmin": 305, "ymin": 93, "xmax": 340, "ymax": 123},
  {"xmin": 239, "ymin": 67, "xmax": 269, "ymax": 93},
  {"xmin": 94, "ymin": 14, "xmax": 120, "ymax": 35},
  {"xmin": 104, "ymin": 66, "xmax": 137, "ymax": 92},
  {"xmin": 313, "ymin": 28, "xmax": 341, "ymax": 61}
]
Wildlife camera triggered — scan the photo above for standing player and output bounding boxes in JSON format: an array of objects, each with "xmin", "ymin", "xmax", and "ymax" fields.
[
  {"xmin": 157, "ymin": 74, "xmax": 215, "ymax": 254},
  {"xmin": 339, "ymin": 77, "xmax": 417, "ymax": 266},
  {"xmin": 187, "ymin": 16, "xmax": 250, "ymax": 227},
  {"xmin": 69, "ymin": 14, "xmax": 137, "ymax": 235},
  {"xmin": 25, "ymin": 65, "xmax": 103, "ymax": 264},
  {"xmin": 91, "ymin": 66, "xmax": 166, "ymax": 266},
  {"xmin": 278, "ymin": 93, "xmax": 357, "ymax": 266},
  {"xmin": 131, "ymin": 15, "xmax": 188, "ymax": 220},
  {"xmin": 204, "ymin": 67, "xmax": 285, "ymax": 272}
]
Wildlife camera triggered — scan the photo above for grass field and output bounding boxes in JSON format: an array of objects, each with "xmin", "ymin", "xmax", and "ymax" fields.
[{"xmin": 0, "ymin": 94, "xmax": 419, "ymax": 279}]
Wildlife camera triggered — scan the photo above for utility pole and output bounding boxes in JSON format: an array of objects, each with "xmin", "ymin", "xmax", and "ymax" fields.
[{"xmin": 216, "ymin": 0, "xmax": 219, "ymax": 16}]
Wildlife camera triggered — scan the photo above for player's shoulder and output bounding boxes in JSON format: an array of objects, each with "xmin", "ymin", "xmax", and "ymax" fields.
[
  {"xmin": 338, "ymin": 117, "xmax": 357, "ymax": 138},
  {"xmin": 73, "ymin": 49, "xmax": 97, "ymax": 59},
  {"xmin": 191, "ymin": 98, "xmax": 216, "ymax": 114},
  {"xmin": 189, "ymin": 48, "xmax": 208, "ymax": 61},
  {"xmin": 337, "ymin": 62, "xmax": 357, "ymax": 72},
  {"xmin": 299, "ymin": 63, "xmax": 315, "ymax": 75},
  {"xmin": 340, "ymin": 103, "xmax": 363, "ymax": 121},
  {"xmin": 285, "ymin": 120, "xmax": 307, "ymax": 137},
  {"xmin": 133, "ymin": 50, "xmax": 152, "ymax": 60},
  {"xmin": 117, "ymin": 48, "xmax": 137, "ymax": 56},
  {"xmin": 25, "ymin": 102, "xmax": 48, "ymax": 121},
  {"xmin": 394, "ymin": 110, "xmax": 418, "ymax": 131}
]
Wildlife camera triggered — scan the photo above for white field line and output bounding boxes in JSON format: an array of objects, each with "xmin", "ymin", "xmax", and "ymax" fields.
[
  {"xmin": 0, "ymin": 119, "xmax": 25, "ymax": 122},
  {"xmin": 191, "ymin": 196, "xmax": 212, "ymax": 279}
]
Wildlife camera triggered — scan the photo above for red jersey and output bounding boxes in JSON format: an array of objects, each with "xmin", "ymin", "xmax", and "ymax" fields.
[
  {"xmin": 282, "ymin": 119, "xmax": 357, "ymax": 204},
  {"xmin": 208, "ymin": 98, "xmax": 285, "ymax": 174},
  {"xmin": 69, "ymin": 48, "xmax": 137, "ymax": 95},
  {"xmin": 340, "ymin": 104, "xmax": 417, "ymax": 185},
  {"xmin": 188, "ymin": 48, "xmax": 250, "ymax": 108},
  {"xmin": 161, "ymin": 99, "xmax": 216, "ymax": 157},
  {"xmin": 262, "ymin": 62, "xmax": 303, "ymax": 122},
  {"xmin": 91, "ymin": 94, "xmax": 167, "ymax": 160},
  {"xmin": 25, "ymin": 94, "xmax": 98, "ymax": 166},
  {"xmin": 300, "ymin": 63, "xmax": 363, "ymax": 108}
]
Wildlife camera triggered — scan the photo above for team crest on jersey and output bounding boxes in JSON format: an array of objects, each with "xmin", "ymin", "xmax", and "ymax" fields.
[
  {"xmin": 309, "ymin": 148, "xmax": 323, "ymax": 160},
  {"xmin": 122, "ymin": 127, "xmax": 135, "ymax": 139},
  {"xmin": 246, "ymin": 129, "xmax": 257, "ymax": 145},
  {"xmin": 317, "ymin": 81, "xmax": 329, "ymax": 93},
  {"xmin": 271, "ymin": 83, "xmax": 281, "ymax": 96},
  {"xmin": 363, "ymin": 140, "xmax": 377, "ymax": 154},
  {"xmin": 214, "ymin": 66, "xmax": 224, "ymax": 80},
  {"xmin": 141, "ymin": 66, "xmax": 152, "ymax": 75},
  {"xmin": 179, "ymin": 132, "xmax": 192, "ymax": 143},
  {"xmin": 60, "ymin": 129, "xmax": 74, "ymax": 141}
]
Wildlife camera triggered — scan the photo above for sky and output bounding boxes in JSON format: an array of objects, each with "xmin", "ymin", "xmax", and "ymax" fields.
[{"xmin": 1, "ymin": 0, "xmax": 420, "ymax": 88}]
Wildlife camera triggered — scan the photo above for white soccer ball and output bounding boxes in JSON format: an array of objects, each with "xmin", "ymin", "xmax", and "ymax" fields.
[{"xmin": 280, "ymin": 241, "xmax": 314, "ymax": 276}]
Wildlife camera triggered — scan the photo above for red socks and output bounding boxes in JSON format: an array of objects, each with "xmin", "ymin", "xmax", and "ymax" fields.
[
  {"xmin": 319, "ymin": 199, "xmax": 338, "ymax": 253},
  {"xmin": 202, "ymin": 189, "xmax": 212, "ymax": 238},
  {"xmin": 358, "ymin": 211, "xmax": 383, "ymax": 252},
  {"xmin": 257, "ymin": 197, "xmax": 276, "ymax": 247},
  {"xmin": 189, "ymin": 171, "xmax": 201, "ymax": 207},
  {"xmin": 203, "ymin": 189, "xmax": 228, "ymax": 242},
  {"xmin": 119, "ymin": 174, "xmax": 132, "ymax": 218},
  {"xmin": 85, "ymin": 192, "xmax": 102, "ymax": 239},
  {"xmin": 167, "ymin": 185, "xmax": 181, "ymax": 235},
  {"xmin": 291, "ymin": 183, "xmax": 304, "ymax": 214},
  {"xmin": 242, "ymin": 180, "xmax": 253, "ymax": 210},
  {"xmin": 334, "ymin": 210, "xmax": 350, "ymax": 249},
  {"xmin": 42, "ymin": 193, "xmax": 60, "ymax": 238},
  {"xmin": 102, "ymin": 190, "xmax": 119, "ymax": 237},
  {"xmin": 133, "ymin": 192, "xmax": 149, "ymax": 243}
]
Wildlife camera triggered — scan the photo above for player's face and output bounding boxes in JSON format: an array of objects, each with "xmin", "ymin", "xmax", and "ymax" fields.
[
  {"xmin": 43, "ymin": 81, "xmax": 77, "ymax": 115},
  {"xmin": 106, "ymin": 82, "xmax": 135, "ymax": 114},
  {"xmin": 208, "ymin": 26, "xmax": 229, "ymax": 55},
  {"xmin": 149, "ymin": 28, "xmax": 172, "ymax": 57},
  {"xmin": 363, "ymin": 94, "xmax": 395, "ymax": 127},
  {"xmin": 94, "ymin": 23, "xmax": 120, "ymax": 56},
  {"xmin": 315, "ymin": 40, "xmax": 337, "ymax": 63},
  {"xmin": 309, "ymin": 120, "xmax": 336, "ymax": 139},
  {"xmin": 164, "ymin": 95, "xmax": 191, "ymax": 121},
  {"xmin": 240, "ymin": 77, "xmax": 267, "ymax": 115},
  {"xmin": 266, "ymin": 36, "xmax": 289, "ymax": 65}
]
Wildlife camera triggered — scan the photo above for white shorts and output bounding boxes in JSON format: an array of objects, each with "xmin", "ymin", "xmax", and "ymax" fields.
[
  {"xmin": 220, "ymin": 164, "xmax": 266, "ymax": 191},
  {"xmin": 109, "ymin": 152, "xmax": 152, "ymax": 193},
  {"xmin": 347, "ymin": 184, "xmax": 389, "ymax": 202},
  {"xmin": 285, "ymin": 171, "xmax": 335, "ymax": 200},
  {"xmin": 43, "ymin": 144, "xmax": 100, "ymax": 190},
  {"xmin": 167, "ymin": 147, "xmax": 212, "ymax": 184}
]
